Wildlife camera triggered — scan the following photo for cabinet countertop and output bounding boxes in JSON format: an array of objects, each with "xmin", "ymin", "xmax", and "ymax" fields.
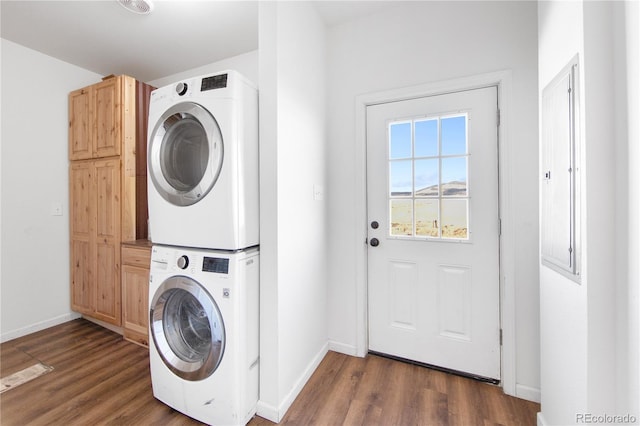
[{"xmin": 121, "ymin": 239, "xmax": 152, "ymax": 249}]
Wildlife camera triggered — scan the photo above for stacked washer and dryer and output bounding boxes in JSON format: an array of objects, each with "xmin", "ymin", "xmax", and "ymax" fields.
[{"xmin": 146, "ymin": 71, "xmax": 259, "ymax": 426}]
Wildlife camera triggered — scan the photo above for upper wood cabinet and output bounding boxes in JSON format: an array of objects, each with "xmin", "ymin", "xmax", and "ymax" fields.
[
  {"xmin": 69, "ymin": 75, "xmax": 152, "ymax": 327},
  {"xmin": 69, "ymin": 77, "xmax": 123, "ymax": 160},
  {"xmin": 68, "ymin": 88, "xmax": 92, "ymax": 160}
]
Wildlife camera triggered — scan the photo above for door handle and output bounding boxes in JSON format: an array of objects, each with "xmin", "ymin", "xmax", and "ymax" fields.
[
  {"xmin": 370, "ymin": 238, "xmax": 380, "ymax": 247},
  {"xmin": 371, "ymin": 221, "xmax": 379, "ymax": 229}
]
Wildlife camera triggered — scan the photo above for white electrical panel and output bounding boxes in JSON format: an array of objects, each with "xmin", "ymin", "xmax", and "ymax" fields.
[{"xmin": 541, "ymin": 56, "xmax": 581, "ymax": 283}]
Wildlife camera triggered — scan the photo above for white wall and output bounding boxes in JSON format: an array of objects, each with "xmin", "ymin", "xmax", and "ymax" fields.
[
  {"xmin": 537, "ymin": 4, "xmax": 587, "ymax": 423},
  {"xmin": 257, "ymin": 2, "xmax": 328, "ymax": 421},
  {"xmin": 0, "ymin": 39, "xmax": 101, "ymax": 341},
  {"xmin": 538, "ymin": 1, "xmax": 640, "ymax": 424},
  {"xmin": 325, "ymin": 1, "xmax": 540, "ymax": 401}
]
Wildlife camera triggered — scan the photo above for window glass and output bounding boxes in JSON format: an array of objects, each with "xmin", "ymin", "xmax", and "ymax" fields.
[
  {"xmin": 415, "ymin": 199, "xmax": 439, "ymax": 238},
  {"xmin": 415, "ymin": 159, "xmax": 439, "ymax": 196},
  {"xmin": 390, "ymin": 199, "xmax": 413, "ymax": 236},
  {"xmin": 389, "ymin": 122, "xmax": 412, "ymax": 159},
  {"xmin": 441, "ymin": 115, "xmax": 467, "ymax": 156},
  {"xmin": 441, "ymin": 157, "xmax": 467, "ymax": 197},
  {"xmin": 415, "ymin": 119, "xmax": 438, "ymax": 157},
  {"xmin": 389, "ymin": 160, "xmax": 413, "ymax": 196},
  {"xmin": 441, "ymin": 199, "xmax": 468, "ymax": 239}
]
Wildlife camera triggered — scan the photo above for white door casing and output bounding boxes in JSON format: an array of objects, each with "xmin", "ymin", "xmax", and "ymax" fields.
[{"xmin": 366, "ymin": 86, "xmax": 501, "ymax": 380}]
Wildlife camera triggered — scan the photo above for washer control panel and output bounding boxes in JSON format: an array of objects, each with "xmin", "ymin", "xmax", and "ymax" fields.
[{"xmin": 150, "ymin": 245, "xmax": 237, "ymax": 277}]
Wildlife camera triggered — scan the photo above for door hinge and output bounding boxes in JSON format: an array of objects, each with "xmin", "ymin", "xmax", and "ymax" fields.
[
  {"xmin": 500, "ymin": 329, "xmax": 503, "ymax": 346},
  {"xmin": 498, "ymin": 218, "xmax": 502, "ymax": 236},
  {"xmin": 496, "ymin": 109, "xmax": 501, "ymax": 127}
]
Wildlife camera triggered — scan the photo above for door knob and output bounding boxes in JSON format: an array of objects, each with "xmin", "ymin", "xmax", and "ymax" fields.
[{"xmin": 370, "ymin": 238, "xmax": 380, "ymax": 247}]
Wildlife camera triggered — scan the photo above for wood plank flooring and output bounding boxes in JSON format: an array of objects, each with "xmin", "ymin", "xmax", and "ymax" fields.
[{"xmin": 0, "ymin": 319, "xmax": 539, "ymax": 425}]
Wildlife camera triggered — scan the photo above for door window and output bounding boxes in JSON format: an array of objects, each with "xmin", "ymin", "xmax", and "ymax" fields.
[{"xmin": 388, "ymin": 114, "xmax": 469, "ymax": 240}]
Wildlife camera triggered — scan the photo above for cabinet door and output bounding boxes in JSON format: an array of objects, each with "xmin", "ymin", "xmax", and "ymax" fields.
[
  {"xmin": 122, "ymin": 264, "xmax": 150, "ymax": 346},
  {"xmin": 94, "ymin": 78, "xmax": 122, "ymax": 158},
  {"xmin": 70, "ymin": 162, "xmax": 94, "ymax": 314},
  {"xmin": 93, "ymin": 158, "xmax": 122, "ymax": 325},
  {"xmin": 69, "ymin": 88, "xmax": 93, "ymax": 160}
]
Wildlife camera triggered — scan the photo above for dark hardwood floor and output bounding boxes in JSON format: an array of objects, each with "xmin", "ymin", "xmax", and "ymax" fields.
[{"xmin": 0, "ymin": 319, "xmax": 539, "ymax": 425}]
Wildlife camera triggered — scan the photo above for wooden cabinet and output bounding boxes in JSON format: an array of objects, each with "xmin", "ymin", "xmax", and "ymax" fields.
[
  {"xmin": 69, "ymin": 77, "xmax": 122, "ymax": 160},
  {"xmin": 68, "ymin": 88, "xmax": 92, "ymax": 160},
  {"xmin": 122, "ymin": 242, "xmax": 151, "ymax": 347},
  {"xmin": 69, "ymin": 75, "xmax": 151, "ymax": 327},
  {"xmin": 70, "ymin": 159, "xmax": 121, "ymax": 324}
]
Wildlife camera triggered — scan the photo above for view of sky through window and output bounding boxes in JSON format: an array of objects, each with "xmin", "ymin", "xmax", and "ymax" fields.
[
  {"xmin": 388, "ymin": 113, "xmax": 469, "ymax": 239},
  {"xmin": 389, "ymin": 115, "xmax": 467, "ymax": 195}
]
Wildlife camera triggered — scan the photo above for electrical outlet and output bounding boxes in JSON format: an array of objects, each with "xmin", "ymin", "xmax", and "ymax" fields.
[
  {"xmin": 313, "ymin": 184, "xmax": 324, "ymax": 201},
  {"xmin": 51, "ymin": 202, "xmax": 63, "ymax": 216}
]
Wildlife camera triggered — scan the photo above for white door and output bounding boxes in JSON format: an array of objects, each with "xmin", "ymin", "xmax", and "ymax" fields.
[{"xmin": 367, "ymin": 86, "xmax": 501, "ymax": 380}]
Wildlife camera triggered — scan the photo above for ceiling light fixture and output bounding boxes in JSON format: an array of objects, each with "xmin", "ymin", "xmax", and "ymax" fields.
[{"xmin": 117, "ymin": 0, "xmax": 154, "ymax": 15}]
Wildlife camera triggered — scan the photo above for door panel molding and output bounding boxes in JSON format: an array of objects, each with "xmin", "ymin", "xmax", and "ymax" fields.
[{"xmin": 354, "ymin": 70, "xmax": 517, "ymax": 396}]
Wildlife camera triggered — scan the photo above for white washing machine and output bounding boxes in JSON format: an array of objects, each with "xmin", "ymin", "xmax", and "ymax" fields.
[
  {"xmin": 147, "ymin": 70, "xmax": 258, "ymax": 251},
  {"xmin": 148, "ymin": 244, "xmax": 259, "ymax": 426}
]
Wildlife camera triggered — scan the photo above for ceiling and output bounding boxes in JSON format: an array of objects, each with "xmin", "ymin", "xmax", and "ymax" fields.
[{"xmin": 0, "ymin": 0, "xmax": 403, "ymax": 82}]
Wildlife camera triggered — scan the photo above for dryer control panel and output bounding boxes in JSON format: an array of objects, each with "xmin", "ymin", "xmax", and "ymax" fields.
[
  {"xmin": 203, "ymin": 257, "xmax": 229, "ymax": 274},
  {"xmin": 201, "ymin": 74, "xmax": 227, "ymax": 91}
]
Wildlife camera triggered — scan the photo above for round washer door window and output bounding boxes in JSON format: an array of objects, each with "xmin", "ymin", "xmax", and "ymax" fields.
[
  {"xmin": 148, "ymin": 102, "xmax": 223, "ymax": 206},
  {"xmin": 150, "ymin": 276, "xmax": 225, "ymax": 381}
]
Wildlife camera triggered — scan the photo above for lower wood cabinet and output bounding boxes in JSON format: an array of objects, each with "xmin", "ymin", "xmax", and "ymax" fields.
[
  {"xmin": 70, "ymin": 158, "xmax": 122, "ymax": 325},
  {"xmin": 121, "ymin": 241, "xmax": 152, "ymax": 347}
]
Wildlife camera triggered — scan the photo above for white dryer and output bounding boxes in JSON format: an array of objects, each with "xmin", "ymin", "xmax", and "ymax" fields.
[
  {"xmin": 147, "ymin": 70, "xmax": 258, "ymax": 250},
  {"xmin": 148, "ymin": 244, "xmax": 259, "ymax": 426}
]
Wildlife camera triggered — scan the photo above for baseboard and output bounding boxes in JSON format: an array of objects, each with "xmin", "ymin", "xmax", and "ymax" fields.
[
  {"xmin": 328, "ymin": 340, "xmax": 359, "ymax": 357},
  {"xmin": 255, "ymin": 400, "xmax": 279, "ymax": 423},
  {"xmin": 516, "ymin": 383, "xmax": 541, "ymax": 403},
  {"xmin": 0, "ymin": 312, "xmax": 81, "ymax": 343},
  {"xmin": 82, "ymin": 316, "xmax": 123, "ymax": 335},
  {"xmin": 256, "ymin": 341, "xmax": 329, "ymax": 423},
  {"xmin": 537, "ymin": 412, "xmax": 548, "ymax": 426}
]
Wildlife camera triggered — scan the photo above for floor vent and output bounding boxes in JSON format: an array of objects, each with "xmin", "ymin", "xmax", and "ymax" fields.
[{"xmin": 1, "ymin": 363, "xmax": 54, "ymax": 394}]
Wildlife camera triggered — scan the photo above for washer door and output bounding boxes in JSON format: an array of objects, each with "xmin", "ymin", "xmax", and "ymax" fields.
[
  {"xmin": 148, "ymin": 102, "xmax": 224, "ymax": 206},
  {"xmin": 150, "ymin": 276, "xmax": 225, "ymax": 381}
]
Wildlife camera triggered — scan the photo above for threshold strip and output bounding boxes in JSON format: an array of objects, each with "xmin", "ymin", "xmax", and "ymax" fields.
[{"xmin": 368, "ymin": 351, "xmax": 500, "ymax": 385}]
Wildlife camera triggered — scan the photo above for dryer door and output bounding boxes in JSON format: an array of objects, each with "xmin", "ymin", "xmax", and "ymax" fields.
[
  {"xmin": 150, "ymin": 276, "xmax": 225, "ymax": 381},
  {"xmin": 148, "ymin": 102, "xmax": 224, "ymax": 206}
]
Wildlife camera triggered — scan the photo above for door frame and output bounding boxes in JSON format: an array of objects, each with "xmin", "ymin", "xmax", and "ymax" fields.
[{"xmin": 354, "ymin": 70, "xmax": 517, "ymax": 396}]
